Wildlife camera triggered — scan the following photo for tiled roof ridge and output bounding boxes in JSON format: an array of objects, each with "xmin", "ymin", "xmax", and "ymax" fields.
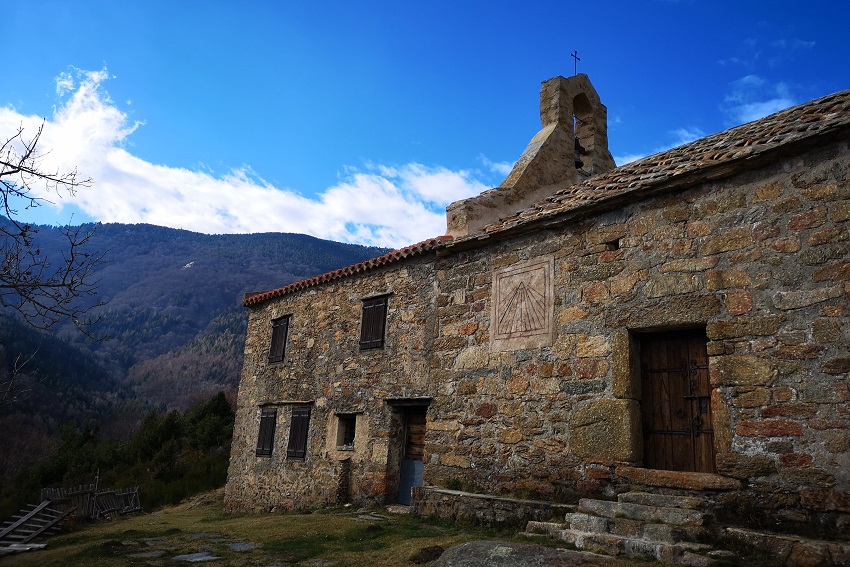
[
  {"xmin": 244, "ymin": 235, "xmax": 452, "ymax": 306},
  {"xmin": 479, "ymin": 89, "xmax": 850, "ymax": 235}
]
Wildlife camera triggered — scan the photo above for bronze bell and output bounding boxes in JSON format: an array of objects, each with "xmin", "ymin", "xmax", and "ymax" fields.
[{"xmin": 575, "ymin": 137, "xmax": 586, "ymax": 169}]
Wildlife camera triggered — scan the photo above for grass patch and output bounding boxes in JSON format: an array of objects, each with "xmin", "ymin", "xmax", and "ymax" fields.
[
  {"xmin": 119, "ymin": 526, "xmax": 182, "ymax": 537},
  {"xmin": 0, "ymin": 489, "xmax": 637, "ymax": 567}
]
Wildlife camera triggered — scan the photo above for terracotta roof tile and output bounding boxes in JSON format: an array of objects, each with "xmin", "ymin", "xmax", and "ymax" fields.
[{"xmin": 244, "ymin": 235, "xmax": 452, "ymax": 306}]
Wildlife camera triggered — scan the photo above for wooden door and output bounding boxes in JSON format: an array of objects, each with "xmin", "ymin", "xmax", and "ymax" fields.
[
  {"xmin": 397, "ymin": 409, "xmax": 426, "ymax": 505},
  {"xmin": 640, "ymin": 330, "xmax": 715, "ymax": 473}
]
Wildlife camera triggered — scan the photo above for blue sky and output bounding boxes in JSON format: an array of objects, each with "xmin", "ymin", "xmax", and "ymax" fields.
[{"xmin": 3, "ymin": 0, "xmax": 848, "ymax": 248}]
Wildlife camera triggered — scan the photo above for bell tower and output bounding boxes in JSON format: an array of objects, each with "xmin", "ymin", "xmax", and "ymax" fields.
[{"xmin": 446, "ymin": 74, "xmax": 615, "ymax": 237}]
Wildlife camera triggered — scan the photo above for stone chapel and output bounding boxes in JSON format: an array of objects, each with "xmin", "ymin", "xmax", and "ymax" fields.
[{"xmin": 224, "ymin": 75, "xmax": 850, "ymax": 544}]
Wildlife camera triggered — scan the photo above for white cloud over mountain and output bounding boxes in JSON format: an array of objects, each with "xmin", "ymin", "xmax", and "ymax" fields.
[{"xmin": 1, "ymin": 69, "xmax": 491, "ymax": 249}]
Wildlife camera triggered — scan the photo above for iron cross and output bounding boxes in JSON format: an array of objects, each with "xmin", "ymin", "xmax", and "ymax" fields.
[{"xmin": 571, "ymin": 50, "xmax": 580, "ymax": 75}]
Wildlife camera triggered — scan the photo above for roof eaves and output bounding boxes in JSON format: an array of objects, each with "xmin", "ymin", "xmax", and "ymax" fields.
[{"xmin": 244, "ymin": 235, "xmax": 452, "ymax": 307}]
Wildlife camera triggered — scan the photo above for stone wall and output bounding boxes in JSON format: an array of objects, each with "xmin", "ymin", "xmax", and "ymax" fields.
[
  {"xmin": 411, "ymin": 486, "xmax": 574, "ymax": 526},
  {"xmin": 224, "ymin": 256, "xmax": 438, "ymax": 512},
  {"xmin": 424, "ymin": 139, "xmax": 849, "ymax": 534},
  {"xmin": 225, "ymin": 137, "xmax": 849, "ymax": 535}
]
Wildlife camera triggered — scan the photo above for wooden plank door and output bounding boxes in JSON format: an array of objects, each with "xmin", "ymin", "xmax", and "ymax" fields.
[
  {"xmin": 397, "ymin": 409, "xmax": 427, "ymax": 505},
  {"xmin": 640, "ymin": 330, "xmax": 714, "ymax": 473}
]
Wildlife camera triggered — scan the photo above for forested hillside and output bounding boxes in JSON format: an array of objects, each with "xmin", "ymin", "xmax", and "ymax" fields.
[
  {"xmin": 51, "ymin": 222, "xmax": 388, "ymax": 409},
  {"xmin": 0, "ymin": 222, "xmax": 387, "ymax": 502}
]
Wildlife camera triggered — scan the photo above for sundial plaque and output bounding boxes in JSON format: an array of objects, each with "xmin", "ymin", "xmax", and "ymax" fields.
[{"xmin": 491, "ymin": 256, "xmax": 554, "ymax": 351}]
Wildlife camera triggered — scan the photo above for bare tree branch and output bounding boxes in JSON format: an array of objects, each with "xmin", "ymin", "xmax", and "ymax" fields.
[
  {"xmin": 0, "ymin": 122, "xmax": 105, "ymax": 336},
  {"xmin": 0, "ymin": 349, "xmax": 39, "ymax": 405}
]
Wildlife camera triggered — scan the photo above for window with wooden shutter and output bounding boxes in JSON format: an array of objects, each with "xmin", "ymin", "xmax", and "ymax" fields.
[
  {"xmin": 359, "ymin": 295, "xmax": 389, "ymax": 350},
  {"xmin": 268, "ymin": 316, "xmax": 290, "ymax": 363},
  {"xmin": 286, "ymin": 406, "xmax": 311, "ymax": 459},
  {"xmin": 256, "ymin": 408, "xmax": 277, "ymax": 457}
]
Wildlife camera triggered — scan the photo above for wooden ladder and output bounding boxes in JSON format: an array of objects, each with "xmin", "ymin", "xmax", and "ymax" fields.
[{"xmin": 0, "ymin": 500, "xmax": 72, "ymax": 552}]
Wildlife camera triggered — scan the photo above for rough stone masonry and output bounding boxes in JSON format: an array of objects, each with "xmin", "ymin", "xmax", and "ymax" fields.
[{"xmin": 225, "ymin": 75, "xmax": 850, "ymax": 540}]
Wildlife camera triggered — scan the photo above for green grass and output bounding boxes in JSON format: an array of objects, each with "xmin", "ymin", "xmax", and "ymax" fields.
[
  {"xmin": 1, "ymin": 490, "xmax": 647, "ymax": 566},
  {"xmin": 0, "ymin": 490, "xmax": 520, "ymax": 567}
]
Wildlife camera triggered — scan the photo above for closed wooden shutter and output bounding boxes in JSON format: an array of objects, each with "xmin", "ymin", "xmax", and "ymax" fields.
[
  {"xmin": 256, "ymin": 408, "xmax": 277, "ymax": 457},
  {"xmin": 286, "ymin": 406, "xmax": 311, "ymax": 459},
  {"xmin": 268, "ymin": 316, "xmax": 289, "ymax": 362},
  {"xmin": 359, "ymin": 296, "xmax": 389, "ymax": 350}
]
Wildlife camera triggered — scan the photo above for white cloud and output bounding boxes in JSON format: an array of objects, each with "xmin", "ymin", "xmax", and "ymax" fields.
[
  {"xmin": 669, "ymin": 127, "xmax": 705, "ymax": 146},
  {"xmin": 613, "ymin": 153, "xmax": 647, "ymax": 166},
  {"xmin": 1, "ymin": 69, "xmax": 490, "ymax": 249},
  {"xmin": 723, "ymin": 75, "xmax": 795, "ymax": 123},
  {"xmin": 614, "ymin": 126, "xmax": 705, "ymax": 166},
  {"xmin": 771, "ymin": 38, "xmax": 816, "ymax": 50},
  {"xmin": 478, "ymin": 154, "xmax": 513, "ymax": 177}
]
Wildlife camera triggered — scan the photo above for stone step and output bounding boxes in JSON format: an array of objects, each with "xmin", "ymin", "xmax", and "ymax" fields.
[
  {"xmin": 608, "ymin": 517, "xmax": 677, "ymax": 543},
  {"xmin": 557, "ymin": 529, "xmax": 717, "ymax": 566},
  {"xmin": 523, "ymin": 520, "xmax": 567, "ymax": 537},
  {"xmin": 565, "ymin": 512, "xmax": 608, "ymax": 534},
  {"xmin": 565, "ymin": 512, "xmax": 707, "ymax": 543},
  {"xmin": 725, "ymin": 527, "xmax": 850, "ymax": 566},
  {"xmin": 577, "ymin": 498, "xmax": 705, "ymax": 527},
  {"xmin": 617, "ymin": 491, "xmax": 706, "ymax": 510}
]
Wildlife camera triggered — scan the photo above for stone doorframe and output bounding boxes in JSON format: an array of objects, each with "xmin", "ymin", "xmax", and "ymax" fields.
[
  {"xmin": 569, "ymin": 327, "xmax": 729, "ymax": 472},
  {"xmin": 603, "ymin": 328, "xmax": 727, "ymax": 471},
  {"xmin": 384, "ymin": 397, "xmax": 432, "ymax": 504}
]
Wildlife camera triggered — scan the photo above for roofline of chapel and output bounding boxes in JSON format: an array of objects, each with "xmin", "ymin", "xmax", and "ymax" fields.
[{"xmin": 244, "ymin": 86, "xmax": 850, "ymax": 308}]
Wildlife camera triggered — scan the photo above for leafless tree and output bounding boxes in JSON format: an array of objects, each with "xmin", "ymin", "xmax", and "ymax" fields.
[
  {"xmin": 0, "ymin": 349, "xmax": 39, "ymax": 405},
  {"xmin": 0, "ymin": 122, "xmax": 104, "ymax": 333}
]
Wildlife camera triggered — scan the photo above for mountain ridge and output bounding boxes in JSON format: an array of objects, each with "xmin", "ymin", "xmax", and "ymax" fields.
[{"xmin": 4, "ymin": 221, "xmax": 390, "ymax": 412}]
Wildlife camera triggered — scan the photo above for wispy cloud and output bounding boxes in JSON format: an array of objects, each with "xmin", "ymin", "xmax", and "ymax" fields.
[
  {"xmin": 477, "ymin": 154, "xmax": 513, "ymax": 177},
  {"xmin": 670, "ymin": 127, "xmax": 705, "ymax": 146},
  {"xmin": 717, "ymin": 35, "xmax": 814, "ymax": 69},
  {"xmin": 614, "ymin": 126, "xmax": 705, "ymax": 166},
  {"xmin": 0, "ymin": 69, "xmax": 491, "ymax": 249},
  {"xmin": 770, "ymin": 38, "xmax": 816, "ymax": 51},
  {"xmin": 723, "ymin": 75, "xmax": 795, "ymax": 123},
  {"xmin": 613, "ymin": 153, "xmax": 647, "ymax": 166}
]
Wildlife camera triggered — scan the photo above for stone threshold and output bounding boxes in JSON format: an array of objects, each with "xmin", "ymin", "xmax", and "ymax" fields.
[{"xmin": 614, "ymin": 466, "xmax": 741, "ymax": 491}]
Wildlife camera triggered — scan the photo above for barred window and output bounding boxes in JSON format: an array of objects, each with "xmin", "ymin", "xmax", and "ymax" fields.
[
  {"xmin": 268, "ymin": 316, "xmax": 290, "ymax": 363},
  {"xmin": 359, "ymin": 295, "xmax": 389, "ymax": 350},
  {"xmin": 256, "ymin": 408, "xmax": 277, "ymax": 457}
]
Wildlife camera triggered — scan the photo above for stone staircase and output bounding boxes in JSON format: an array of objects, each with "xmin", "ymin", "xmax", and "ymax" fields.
[{"xmin": 523, "ymin": 492, "xmax": 732, "ymax": 566}]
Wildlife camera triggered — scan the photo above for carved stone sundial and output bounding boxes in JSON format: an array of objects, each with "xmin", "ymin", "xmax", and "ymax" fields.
[{"xmin": 491, "ymin": 257, "xmax": 554, "ymax": 351}]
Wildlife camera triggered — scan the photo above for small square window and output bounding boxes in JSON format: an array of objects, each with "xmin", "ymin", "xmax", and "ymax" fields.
[
  {"xmin": 268, "ymin": 316, "xmax": 290, "ymax": 363},
  {"xmin": 336, "ymin": 414, "xmax": 356, "ymax": 448},
  {"xmin": 359, "ymin": 295, "xmax": 389, "ymax": 350},
  {"xmin": 286, "ymin": 406, "xmax": 311, "ymax": 460},
  {"xmin": 256, "ymin": 408, "xmax": 277, "ymax": 457}
]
